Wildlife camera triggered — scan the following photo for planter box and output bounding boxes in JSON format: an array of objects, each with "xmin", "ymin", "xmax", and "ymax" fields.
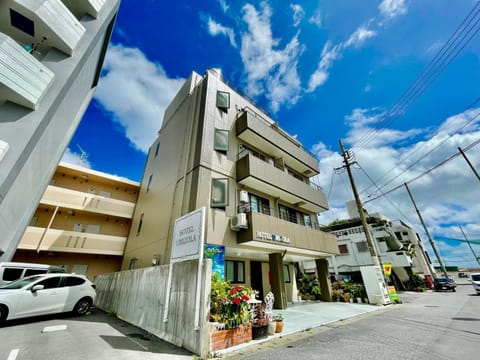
[
  {"xmin": 210, "ymin": 325, "xmax": 252, "ymax": 352},
  {"xmin": 252, "ymin": 324, "xmax": 269, "ymax": 340}
]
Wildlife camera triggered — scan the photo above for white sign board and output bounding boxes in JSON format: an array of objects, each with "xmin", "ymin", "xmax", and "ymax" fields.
[{"xmin": 171, "ymin": 207, "xmax": 206, "ymax": 262}]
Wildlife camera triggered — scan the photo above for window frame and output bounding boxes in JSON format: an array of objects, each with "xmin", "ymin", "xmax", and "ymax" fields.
[
  {"xmin": 10, "ymin": 8, "xmax": 35, "ymax": 37},
  {"xmin": 214, "ymin": 129, "xmax": 229, "ymax": 152},
  {"xmin": 225, "ymin": 260, "xmax": 245, "ymax": 284},
  {"xmin": 216, "ymin": 91, "xmax": 230, "ymax": 110},
  {"xmin": 338, "ymin": 244, "xmax": 349, "ymax": 255},
  {"xmin": 211, "ymin": 178, "xmax": 228, "ymax": 208},
  {"xmin": 283, "ymin": 264, "xmax": 291, "ymax": 283}
]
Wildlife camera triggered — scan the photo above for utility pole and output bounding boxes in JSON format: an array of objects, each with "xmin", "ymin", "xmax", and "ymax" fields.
[
  {"xmin": 338, "ymin": 140, "xmax": 381, "ymax": 267},
  {"xmin": 404, "ymin": 183, "xmax": 449, "ymax": 279},
  {"xmin": 458, "ymin": 147, "xmax": 480, "ymax": 182},
  {"xmin": 459, "ymin": 226, "xmax": 480, "ymax": 266}
]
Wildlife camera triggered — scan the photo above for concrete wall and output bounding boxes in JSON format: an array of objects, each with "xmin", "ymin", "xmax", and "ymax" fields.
[{"xmin": 94, "ymin": 259, "xmax": 212, "ymax": 358}]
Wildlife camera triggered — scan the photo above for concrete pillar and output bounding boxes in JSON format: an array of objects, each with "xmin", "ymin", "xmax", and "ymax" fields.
[
  {"xmin": 316, "ymin": 258, "xmax": 333, "ymax": 302},
  {"xmin": 269, "ymin": 253, "xmax": 287, "ymax": 309}
]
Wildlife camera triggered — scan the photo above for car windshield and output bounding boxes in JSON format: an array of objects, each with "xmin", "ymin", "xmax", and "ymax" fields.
[
  {"xmin": 0, "ymin": 275, "xmax": 45, "ymax": 289},
  {"xmin": 472, "ymin": 274, "xmax": 480, "ymax": 281}
]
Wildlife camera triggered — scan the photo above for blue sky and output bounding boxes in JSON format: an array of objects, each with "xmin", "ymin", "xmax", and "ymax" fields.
[{"xmin": 64, "ymin": 0, "xmax": 480, "ymax": 269}]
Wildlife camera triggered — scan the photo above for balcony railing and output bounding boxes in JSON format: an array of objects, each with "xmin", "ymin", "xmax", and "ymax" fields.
[
  {"xmin": 19, "ymin": 226, "xmax": 126, "ymax": 255},
  {"xmin": 237, "ymin": 148, "xmax": 323, "ymax": 192}
]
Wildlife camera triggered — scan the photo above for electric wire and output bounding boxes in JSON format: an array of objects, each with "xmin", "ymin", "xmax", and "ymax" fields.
[
  {"xmin": 360, "ymin": 97, "xmax": 480, "ymax": 197},
  {"xmin": 363, "ymin": 138, "xmax": 480, "ymax": 204},
  {"xmin": 353, "ymin": 2, "xmax": 480, "ymax": 151}
]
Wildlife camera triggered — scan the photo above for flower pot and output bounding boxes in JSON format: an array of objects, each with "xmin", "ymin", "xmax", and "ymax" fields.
[
  {"xmin": 252, "ymin": 325, "xmax": 268, "ymax": 340},
  {"xmin": 275, "ymin": 321, "xmax": 283, "ymax": 333},
  {"xmin": 210, "ymin": 324, "xmax": 252, "ymax": 351},
  {"xmin": 267, "ymin": 322, "xmax": 276, "ymax": 335}
]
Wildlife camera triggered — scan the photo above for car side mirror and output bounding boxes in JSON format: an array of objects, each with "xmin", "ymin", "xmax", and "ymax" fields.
[{"xmin": 31, "ymin": 285, "xmax": 45, "ymax": 293}]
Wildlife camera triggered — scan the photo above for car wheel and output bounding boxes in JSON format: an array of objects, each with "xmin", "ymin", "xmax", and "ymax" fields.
[
  {"xmin": 0, "ymin": 305, "xmax": 8, "ymax": 325},
  {"xmin": 452, "ymin": 288, "xmax": 456, "ymax": 292},
  {"xmin": 73, "ymin": 298, "xmax": 92, "ymax": 316}
]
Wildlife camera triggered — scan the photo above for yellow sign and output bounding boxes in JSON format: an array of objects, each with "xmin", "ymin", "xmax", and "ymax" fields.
[{"xmin": 383, "ymin": 263, "xmax": 392, "ymax": 276}]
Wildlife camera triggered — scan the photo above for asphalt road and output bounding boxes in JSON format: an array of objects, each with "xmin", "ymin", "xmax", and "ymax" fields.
[
  {"xmin": 0, "ymin": 309, "xmax": 193, "ymax": 360},
  {"xmin": 224, "ymin": 284, "xmax": 480, "ymax": 360}
]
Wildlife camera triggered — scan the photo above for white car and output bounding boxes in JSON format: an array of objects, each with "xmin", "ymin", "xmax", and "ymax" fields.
[
  {"xmin": 471, "ymin": 273, "xmax": 480, "ymax": 295},
  {"xmin": 0, "ymin": 273, "xmax": 96, "ymax": 324}
]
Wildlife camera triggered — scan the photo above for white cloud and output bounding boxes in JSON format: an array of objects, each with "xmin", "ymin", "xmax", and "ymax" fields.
[
  {"xmin": 290, "ymin": 4, "xmax": 305, "ymax": 27},
  {"xmin": 307, "ymin": 41, "xmax": 340, "ymax": 92},
  {"xmin": 378, "ymin": 0, "xmax": 408, "ymax": 21},
  {"xmin": 217, "ymin": 0, "xmax": 229, "ymax": 13},
  {"xmin": 309, "ymin": 10, "xmax": 322, "ymax": 28},
  {"xmin": 207, "ymin": 17, "xmax": 237, "ymax": 48},
  {"xmin": 240, "ymin": 2, "xmax": 303, "ymax": 112},
  {"xmin": 94, "ymin": 44, "xmax": 185, "ymax": 153},
  {"xmin": 344, "ymin": 25, "xmax": 377, "ymax": 48},
  {"xmin": 62, "ymin": 147, "xmax": 91, "ymax": 168},
  {"xmin": 313, "ymin": 106, "xmax": 480, "ymax": 268}
]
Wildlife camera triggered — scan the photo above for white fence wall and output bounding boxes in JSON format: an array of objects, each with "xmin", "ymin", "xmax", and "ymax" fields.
[{"xmin": 94, "ymin": 259, "xmax": 212, "ymax": 358}]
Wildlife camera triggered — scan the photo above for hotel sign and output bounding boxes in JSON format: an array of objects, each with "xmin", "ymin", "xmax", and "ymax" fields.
[
  {"xmin": 256, "ymin": 231, "xmax": 290, "ymax": 243},
  {"xmin": 171, "ymin": 207, "xmax": 206, "ymax": 262}
]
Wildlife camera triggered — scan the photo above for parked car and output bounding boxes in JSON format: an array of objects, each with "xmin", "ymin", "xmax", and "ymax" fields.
[
  {"xmin": 0, "ymin": 262, "xmax": 65, "ymax": 286},
  {"xmin": 0, "ymin": 273, "xmax": 96, "ymax": 325},
  {"xmin": 458, "ymin": 272, "xmax": 469, "ymax": 278},
  {"xmin": 434, "ymin": 277, "xmax": 456, "ymax": 292},
  {"xmin": 470, "ymin": 273, "xmax": 480, "ymax": 295}
]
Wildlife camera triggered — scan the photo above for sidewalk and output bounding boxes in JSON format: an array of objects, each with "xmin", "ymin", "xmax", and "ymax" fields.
[{"xmin": 214, "ymin": 300, "xmax": 387, "ymax": 356}]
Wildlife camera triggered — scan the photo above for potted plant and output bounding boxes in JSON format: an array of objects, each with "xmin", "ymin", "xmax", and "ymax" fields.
[
  {"xmin": 252, "ymin": 303, "xmax": 269, "ymax": 340},
  {"xmin": 273, "ymin": 314, "xmax": 284, "ymax": 333}
]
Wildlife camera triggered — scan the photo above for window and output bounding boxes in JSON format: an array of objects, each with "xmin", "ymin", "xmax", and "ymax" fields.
[
  {"xmin": 147, "ymin": 174, "xmax": 153, "ymax": 193},
  {"xmin": 250, "ymin": 194, "xmax": 270, "ymax": 215},
  {"xmin": 2, "ymin": 268, "xmax": 23, "ymax": 281},
  {"xmin": 24, "ymin": 269, "xmax": 48, "ymax": 277},
  {"xmin": 356, "ymin": 241, "xmax": 369, "ymax": 253},
  {"xmin": 37, "ymin": 277, "xmax": 61, "ymax": 289},
  {"xmin": 338, "ymin": 244, "xmax": 349, "ymax": 254},
  {"xmin": 279, "ymin": 205, "xmax": 297, "ymax": 223},
  {"xmin": 216, "ymin": 91, "xmax": 230, "ymax": 110},
  {"xmin": 154, "ymin": 143, "xmax": 160, "ymax": 157},
  {"xmin": 226, "ymin": 260, "xmax": 245, "ymax": 283},
  {"xmin": 301, "ymin": 214, "xmax": 312, "ymax": 228},
  {"xmin": 63, "ymin": 277, "xmax": 85, "ymax": 287},
  {"xmin": 136, "ymin": 213, "xmax": 144, "ymax": 236},
  {"xmin": 211, "ymin": 178, "xmax": 228, "ymax": 208},
  {"xmin": 214, "ymin": 129, "xmax": 229, "ymax": 152},
  {"xmin": 129, "ymin": 258, "xmax": 137, "ymax": 270},
  {"xmin": 283, "ymin": 265, "xmax": 291, "ymax": 283},
  {"xmin": 10, "ymin": 9, "xmax": 34, "ymax": 37}
]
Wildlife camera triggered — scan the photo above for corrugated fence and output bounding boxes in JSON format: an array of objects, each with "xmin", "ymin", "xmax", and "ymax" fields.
[{"xmin": 94, "ymin": 259, "xmax": 212, "ymax": 358}]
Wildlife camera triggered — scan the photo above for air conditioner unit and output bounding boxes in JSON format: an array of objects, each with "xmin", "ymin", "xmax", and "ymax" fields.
[
  {"xmin": 239, "ymin": 190, "xmax": 249, "ymax": 204},
  {"xmin": 231, "ymin": 213, "xmax": 248, "ymax": 231}
]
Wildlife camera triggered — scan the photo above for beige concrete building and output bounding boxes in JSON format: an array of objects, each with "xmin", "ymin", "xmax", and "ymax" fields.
[
  {"xmin": 122, "ymin": 69, "xmax": 338, "ymax": 308},
  {"xmin": 13, "ymin": 162, "xmax": 139, "ymax": 280},
  {"xmin": 0, "ymin": 0, "xmax": 120, "ymax": 260}
]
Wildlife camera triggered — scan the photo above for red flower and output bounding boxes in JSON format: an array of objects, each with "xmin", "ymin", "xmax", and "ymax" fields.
[
  {"xmin": 242, "ymin": 295, "xmax": 249, "ymax": 301},
  {"xmin": 229, "ymin": 289, "xmax": 236, "ymax": 295},
  {"xmin": 233, "ymin": 297, "xmax": 241, "ymax": 305}
]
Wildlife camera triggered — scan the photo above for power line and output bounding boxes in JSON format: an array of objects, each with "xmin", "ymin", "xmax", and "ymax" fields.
[
  {"xmin": 363, "ymin": 139, "xmax": 480, "ymax": 204},
  {"xmin": 354, "ymin": 2, "xmax": 480, "ymax": 151},
  {"xmin": 360, "ymin": 100, "xmax": 480, "ymax": 198}
]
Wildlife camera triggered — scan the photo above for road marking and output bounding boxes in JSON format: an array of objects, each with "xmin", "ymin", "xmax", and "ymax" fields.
[
  {"xmin": 42, "ymin": 324, "xmax": 67, "ymax": 333},
  {"xmin": 7, "ymin": 349, "xmax": 19, "ymax": 360}
]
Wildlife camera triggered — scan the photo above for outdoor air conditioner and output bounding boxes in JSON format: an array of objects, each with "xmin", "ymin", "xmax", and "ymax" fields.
[
  {"xmin": 231, "ymin": 213, "xmax": 248, "ymax": 231},
  {"xmin": 239, "ymin": 190, "xmax": 249, "ymax": 204}
]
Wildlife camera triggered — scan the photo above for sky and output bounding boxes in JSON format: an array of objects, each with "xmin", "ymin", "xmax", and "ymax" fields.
[{"xmin": 64, "ymin": 0, "xmax": 480, "ymax": 269}]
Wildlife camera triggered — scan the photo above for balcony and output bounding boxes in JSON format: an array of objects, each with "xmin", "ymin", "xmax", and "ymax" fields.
[
  {"xmin": 18, "ymin": 226, "xmax": 126, "ymax": 255},
  {"xmin": 237, "ymin": 212, "xmax": 338, "ymax": 257},
  {"xmin": 236, "ymin": 109, "xmax": 319, "ymax": 176},
  {"xmin": 236, "ymin": 153, "xmax": 329, "ymax": 213},
  {"xmin": 41, "ymin": 185, "xmax": 135, "ymax": 218}
]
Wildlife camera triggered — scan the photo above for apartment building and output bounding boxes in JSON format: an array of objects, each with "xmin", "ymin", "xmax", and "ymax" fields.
[
  {"xmin": 122, "ymin": 69, "xmax": 338, "ymax": 308},
  {"xmin": 0, "ymin": 0, "xmax": 120, "ymax": 260},
  {"xmin": 13, "ymin": 162, "xmax": 139, "ymax": 280},
  {"xmin": 324, "ymin": 205, "xmax": 433, "ymax": 289}
]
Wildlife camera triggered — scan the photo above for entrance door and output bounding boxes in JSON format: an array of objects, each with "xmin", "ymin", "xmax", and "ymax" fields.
[{"xmin": 250, "ymin": 261, "xmax": 264, "ymax": 301}]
